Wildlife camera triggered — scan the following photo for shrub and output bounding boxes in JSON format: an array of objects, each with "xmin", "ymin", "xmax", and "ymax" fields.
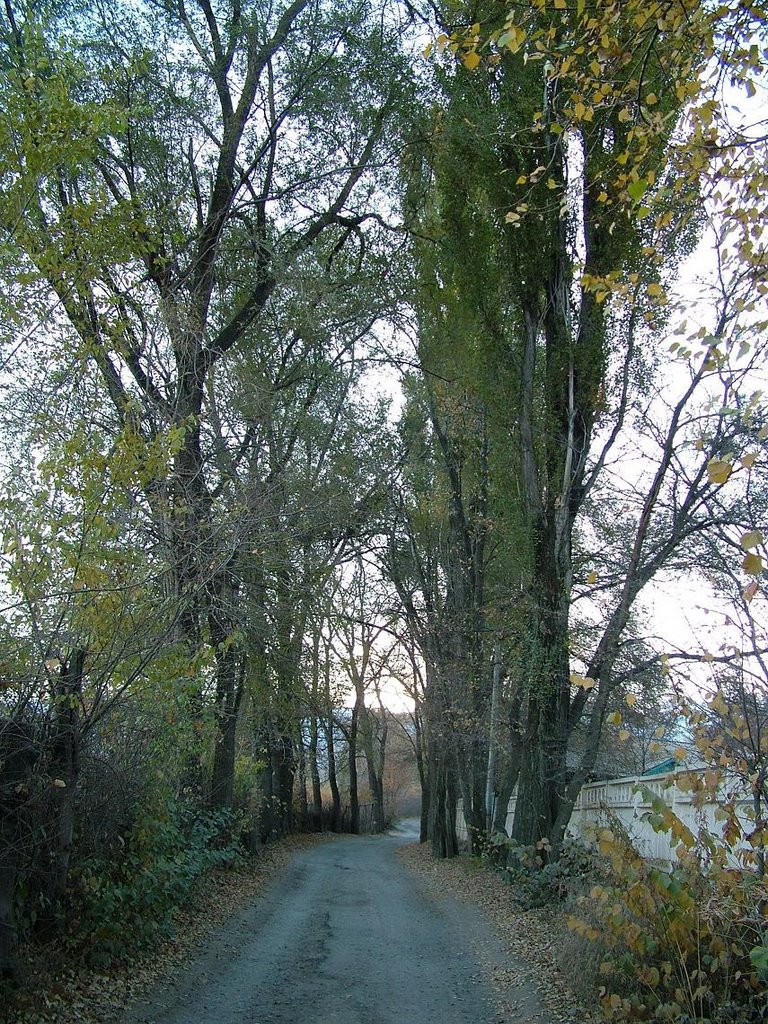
[
  {"xmin": 68, "ymin": 799, "xmax": 243, "ymax": 966},
  {"xmin": 478, "ymin": 831, "xmax": 607, "ymax": 908},
  {"xmin": 567, "ymin": 792, "xmax": 768, "ymax": 1022}
]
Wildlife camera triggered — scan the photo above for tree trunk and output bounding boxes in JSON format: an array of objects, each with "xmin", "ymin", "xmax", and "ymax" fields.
[
  {"xmin": 457, "ymin": 739, "xmax": 486, "ymax": 854},
  {"xmin": 485, "ymin": 644, "xmax": 502, "ymax": 830},
  {"xmin": 256, "ymin": 723, "xmax": 276, "ymax": 841},
  {"xmin": 309, "ymin": 715, "xmax": 323, "ymax": 829},
  {"xmin": 39, "ymin": 649, "xmax": 85, "ymax": 933},
  {"xmin": 297, "ymin": 733, "xmax": 309, "ymax": 828},
  {"xmin": 427, "ymin": 715, "xmax": 458, "ymax": 859},
  {"xmin": 255, "ymin": 721, "xmax": 295, "ymax": 840},
  {"xmin": 360, "ymin": 705, "xmax": 387, "ymax": 834},
  {"xmin": 308, "ymin": 633, "xmax": 323, "ymax": 829},
  {"xmin": 348, "ymin": 706, "xmax": 360, "ymax": 835},
  {"xmin": 365, "ymin": 755, "xmax": 385, "ymax": 833},
  {"xmin": 273, "ymin": 732, "xmax": 295, "ymax": 835},
  {"xmin": 209, "ymin": 637, "xmax": 245, "ymax": 809},
  {"xmin": 324, "ymin": 714, "xmax": 342, "ymax": 832},
  {"xmin": 492, "ymin": 688, "xmax": 523, "ymax": 834},
  {"xmin": 412, "ymin": 711, "xmax": 430, "ymax": 843},
  {"xmin": 511, "ymin": 617, "xmax": 569, "ymax": 847},
  {"xmin": 419, "ymin": 783, "xmax": 430, "ymax": 843},
  {"xmin": 429, "ymin": 755, "xmax": 458, "ymax": 858}
]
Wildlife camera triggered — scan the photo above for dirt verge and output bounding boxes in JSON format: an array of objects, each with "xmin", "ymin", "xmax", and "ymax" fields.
[{"xmin": 397, "ymin": 842, "xmax": 602, "ymax": 1024}]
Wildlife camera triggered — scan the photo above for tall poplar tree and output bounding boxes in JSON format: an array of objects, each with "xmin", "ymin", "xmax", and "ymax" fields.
[{"xmin": 404, "ymin": 0, "xmax": 714, "ymax": 852}]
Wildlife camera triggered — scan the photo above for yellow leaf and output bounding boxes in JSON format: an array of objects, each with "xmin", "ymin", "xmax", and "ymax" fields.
[
  {"xmin": 674, "ymin": 747, "xmax": 688, "ymax": 761},
  {"xmin": 744, "ymin": 580, "xmax": 759, "ymax": 602},
  {"xmin": 516, "ymin": 174, "xmax": 527, "ymax": 185},
  {"xmin": 463, "ymin": 49, "xmax": 481, "ymax": 70},
  {"xmin": 618, "ymin": 730, "xmax": 631, "ymax": 742},
  {"xmin": 654, "ymin": 725, "xmax": 666, "ymax": 738},
  {"xmin": 501, "ymin": 24, "xmax": 527, "ymax": 53},
  {"xmin": 743, "ymin": 552, "xmax": 763, "ymax": 576},
  {"xmin": 742, "ymin": 453, "xmax": 757, "ymax": 469},
  {"xmin": 52, "ymin": 778, "xmax": 67, "ymax": 788},
  {"xmin": 587, "ymin": 570, "xmax": 598, "ymax": 584},
  {"xmin": 711, "ymin": 691, "xmax": 728, "ymax": 714},
  {"xmin": 625, "ymin": 694, "xmax": 637, "ymax": 707},
  {"xmin": 740, "ymin": 530, "xmax": 762, "ymax": 550},
  {"xmin": 423, "ymin": 41, "xmax": 433, "ymax": 58},
  {"xmin": 607, "ymin": 711, "xmax": 622, "ymax": 726},
  {"xmin": 570, "ymin": 672, "xmax": 596, "ymax": 690},
  {"xmin": 505, "ymin": 211, "xmax": 520, "ymax": 224},
  {"xmin": 707, "ymin": 458, "xmax": 732, "ymax": 485}
]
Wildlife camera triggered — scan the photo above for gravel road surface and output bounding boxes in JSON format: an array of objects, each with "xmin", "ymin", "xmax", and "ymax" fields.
[{"xmin": 119, "ymin": 823, "xmax": 551, "ymax": 1024}]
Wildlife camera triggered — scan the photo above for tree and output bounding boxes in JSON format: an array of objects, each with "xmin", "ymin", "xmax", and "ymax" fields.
[
  {"xmin": 0, "ymin": 406, "xmax": 182, "ymax": 966},
  {"xmin": 0, "ymin": 0, "xmax": 411, "ymax": 804},
  {"xmin": 327, "ymin": 557, "xmax": 400, "ymax": 833},
  {"xmin": 407, "ymin": 0, "xmax": 767, "ymax": 854},
  {"xmin": 0, "ymin": 0, "xmax": 414, "ymax": 966},
  {"xmin": 387, "ymin": 367, "xmax": 499, "ymax": 854}
]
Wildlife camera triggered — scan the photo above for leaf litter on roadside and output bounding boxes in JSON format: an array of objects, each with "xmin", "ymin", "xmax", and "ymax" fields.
[{"xmin": 397, "ymin": 843, "xmax": 600, "ymax": 1024}]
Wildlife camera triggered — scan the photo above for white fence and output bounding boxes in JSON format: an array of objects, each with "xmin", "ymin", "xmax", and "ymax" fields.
[{"xmin": 459, "ymin": 769, "xmax": 758, "ymax": 864}]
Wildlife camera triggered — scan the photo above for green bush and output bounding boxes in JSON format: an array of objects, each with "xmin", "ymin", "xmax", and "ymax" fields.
[
  {"xmin": 478, "ymin": 831, "xmax": 606, "ymax": 908},
  {"xmin": 69, "ymin": 800, "xmax": 243, "ymax": 966}
]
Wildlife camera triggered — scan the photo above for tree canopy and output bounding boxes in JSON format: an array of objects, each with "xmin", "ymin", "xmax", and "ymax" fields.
[{"xmin": 0, "ymin": 0, "xmax": 766, "ymax": 990}]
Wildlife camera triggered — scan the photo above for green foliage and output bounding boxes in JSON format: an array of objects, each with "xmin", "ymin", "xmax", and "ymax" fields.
[
  {"xmin": 69, "ymin": 800, "xmax": 242, "ymax": 966},
  {"xmin": 233, "ymin": 753, "xmax": 267, "ymax": 807},
  {"xmin": 477, "ymin": 831, "xmax": 606, "ymax": 909},
  {"xmin": 568, "ymin": 813, "xmax": 768, "ymax": 1022}
]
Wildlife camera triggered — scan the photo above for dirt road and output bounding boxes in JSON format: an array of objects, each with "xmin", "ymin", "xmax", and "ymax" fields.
[{"xmin": 119, "ymin": 823, "xmax": 551, "ymax": 1024}]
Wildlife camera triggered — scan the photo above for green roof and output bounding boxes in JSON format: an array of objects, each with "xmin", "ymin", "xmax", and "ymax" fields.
[{"xmin": 642, "ymin": 757, "xmax": 678, "ymax": 776}]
